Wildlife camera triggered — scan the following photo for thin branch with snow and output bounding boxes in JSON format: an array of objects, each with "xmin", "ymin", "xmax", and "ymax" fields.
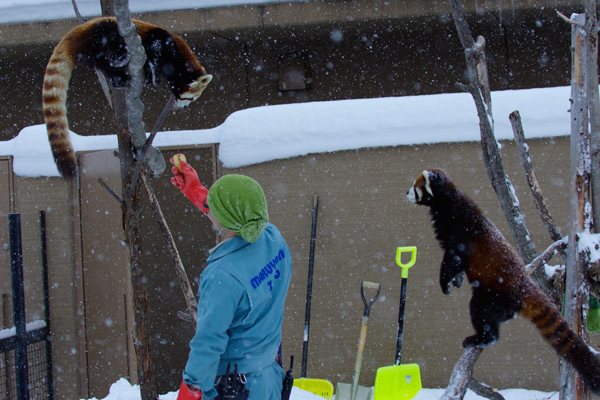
[
  {"xmin": 510, "ymin": 111, "xmax": 565, "ymax": 251},
  {"xmin": 525, "ymin": 238, "xmax": 568, "ymax": 276}
]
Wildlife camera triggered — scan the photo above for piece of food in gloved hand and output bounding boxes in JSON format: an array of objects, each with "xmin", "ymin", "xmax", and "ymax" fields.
[{"xmin": 173, "ymin": 153, "xmax": 187, "ymax": 172}]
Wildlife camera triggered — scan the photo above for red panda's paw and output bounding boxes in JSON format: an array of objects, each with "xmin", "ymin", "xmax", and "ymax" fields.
[
  {"xmin": 441, "ymin": 272, "xmax": 465, "ymax": 295},
  {"xmin": 452, "ymin": 273, "xmax": 465, "ymax": 289},
  {"xmin": 441, "ymin": 282, "xmax": 452, "ymax": 295},
  {"xmin": 462, "ymin": 333, "xmax": 498, "ymax": 349}
]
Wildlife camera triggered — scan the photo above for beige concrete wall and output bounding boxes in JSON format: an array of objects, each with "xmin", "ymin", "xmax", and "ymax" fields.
[{"xmin": 222, "ymin": 136, "xmax": 583, "ymax": 391}]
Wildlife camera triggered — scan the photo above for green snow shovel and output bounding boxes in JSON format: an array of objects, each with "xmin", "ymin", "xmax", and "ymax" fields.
[
  {"xmin": 373, "ymin": 246, "xmax": 422, "ymax": 400},
  {"xmin": 336, "ymin": 281, "xmax": 381, "ymax": 400}
]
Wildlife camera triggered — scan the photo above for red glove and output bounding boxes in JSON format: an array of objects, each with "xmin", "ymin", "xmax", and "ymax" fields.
[
  {"xmin": 170, "ymin": 157, "xmax": 209, "ymax": 213},
  {"xmin": 177, "ymin": 380, "xmax": 203, "ymax": 400}
]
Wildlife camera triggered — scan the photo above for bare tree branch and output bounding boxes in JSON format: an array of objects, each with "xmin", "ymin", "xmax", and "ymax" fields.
[
  {"xmin": 113, "ymin": 0, "xmax": 165, "ymax": 178},
  {"xmin": 449, "ymin": 0, "xmax": 554, "ymax": 299},
  {"xmin": 98, "ymin": 178, "xmax": 123, "ymax": 206},
  {"xmin": 557, "ymin": 10, "xmax": 584, "ymax": 27},
  {"xmin": 468, "ymin": 379, "xmax": 505, "ymax": 400},
  {"xmin": 141, "ymin": 170, "xmax": 198, "ymax": 325},
  {"xmin": 510, "ymin": 111, "xmax": 564, "ymax": 244},
  {"xmin": 129, "ymin": 95, "xmax": 176, "ymax": 194},
  {"xmin": 525, "ymin": 238, "xmax": 568, "ymax": 276},
  {"xmin": 440, "ymin": 347, "xmax": 484, "ymax": 400}
]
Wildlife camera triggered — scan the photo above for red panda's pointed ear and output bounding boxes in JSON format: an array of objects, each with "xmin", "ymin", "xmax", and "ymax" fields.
[{"xmin": 423, "ymin": 170, "xmax": 434, "ymax": 197}]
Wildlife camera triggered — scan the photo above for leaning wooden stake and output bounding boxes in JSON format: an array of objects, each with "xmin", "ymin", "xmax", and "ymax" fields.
[{"xmin": 141, "ymin": 171, "xmax": 198, "ymax": 324}]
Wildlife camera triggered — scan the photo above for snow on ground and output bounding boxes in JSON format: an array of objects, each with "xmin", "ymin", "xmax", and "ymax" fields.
[
  {"xmin": 83, "ymin": 378, "xmax": 560, "ymax": 400},
  {"xmin": 2, "ymin": 86, "xmax": 570, "ymax": 178}
]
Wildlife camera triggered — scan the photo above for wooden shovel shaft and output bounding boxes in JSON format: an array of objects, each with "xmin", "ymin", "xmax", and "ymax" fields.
[{"xmin": 352, "ymin": 315, "xmax": 370, "ymax": 400}]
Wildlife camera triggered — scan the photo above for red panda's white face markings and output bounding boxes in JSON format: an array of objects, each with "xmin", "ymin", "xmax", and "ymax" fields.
[
  {"xmin": 423, "ymin": 170, "xmax": 434, "ymax": 197},
  {"xmin": 407, "ymin": 169, "xmax": 434, "ymax": 203}
]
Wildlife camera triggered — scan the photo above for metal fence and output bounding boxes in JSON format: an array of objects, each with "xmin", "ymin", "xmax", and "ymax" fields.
[{"xmin": 0, "ymin": 212, "xmax": 53, "ymax": 400}]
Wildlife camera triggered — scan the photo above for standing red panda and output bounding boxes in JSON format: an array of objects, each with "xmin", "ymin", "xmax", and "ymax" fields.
[
  {"xmin": 407, "ymin": 168, "xmax": 600, "ymax": 394},
  {"xmin": 42, "ymin": 17, "xmax": 212, "ymax": 180}
]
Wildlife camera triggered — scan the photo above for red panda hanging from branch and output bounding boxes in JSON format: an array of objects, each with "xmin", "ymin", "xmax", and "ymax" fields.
[
  {"xmin": 407, "ymin": 168, "xmax": 600, "ymax": 395},
  {"xmin": 42, "ymin": 17, "xmax": 212, "ymax": 180}
]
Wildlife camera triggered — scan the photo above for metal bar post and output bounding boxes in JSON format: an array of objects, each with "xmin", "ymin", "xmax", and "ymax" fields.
[
  {"xmin": 40, "ymin": 211, "xmax": 54, "ymax": 399},
  {"xmin": 10, "ymin": 213, "xmax": 29, "ymax": 400},
  {"xmin": 301, "ymin": 195, "xmax": 319, "ymax": 378}
]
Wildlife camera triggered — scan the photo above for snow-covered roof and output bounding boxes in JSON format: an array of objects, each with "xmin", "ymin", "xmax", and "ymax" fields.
[
  {"xmin": 0, "ymin": 0, "xmax": 303, "ymax": 24},
  {"xmin": 2, "ymin": 86, "xmax": 571, "ymax": 178}
]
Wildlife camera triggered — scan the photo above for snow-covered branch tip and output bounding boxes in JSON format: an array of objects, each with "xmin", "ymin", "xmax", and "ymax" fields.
[
  {"xmin": 525, "ymin": 237, "xmax": 568, "ymax": 276},
  {"xmin": 557, "ymin": 10, "xmax": 585, "ymax": 28}
]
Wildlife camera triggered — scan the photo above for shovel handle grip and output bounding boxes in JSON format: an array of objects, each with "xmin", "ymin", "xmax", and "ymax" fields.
[
  {"xmin": 362, "ymin": 281, "xmax": 380, "ymax": 290},
  {"xmin": 361, "ymin": 281, "xmax": 381, "ymax": 317},
  {"xmin": 396, "ymin": 246, "xmax": 417, "ymax": 278}
]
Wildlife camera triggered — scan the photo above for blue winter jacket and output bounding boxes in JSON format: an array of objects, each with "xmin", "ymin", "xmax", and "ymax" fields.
[{"xmin": 183, "ymin": 223, "xmax": 292, "ymax": 399}]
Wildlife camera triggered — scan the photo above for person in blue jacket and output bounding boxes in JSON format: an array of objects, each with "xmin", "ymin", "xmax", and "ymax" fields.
[{"xmin": 171, "ymin": 159, "xmax": 292, "ymax": 400}]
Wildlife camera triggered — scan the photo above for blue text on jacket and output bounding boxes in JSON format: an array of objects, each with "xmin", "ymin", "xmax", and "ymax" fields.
[{"xmin": 251, "ymin": 249, "xmax": 286, "ymax": 290}]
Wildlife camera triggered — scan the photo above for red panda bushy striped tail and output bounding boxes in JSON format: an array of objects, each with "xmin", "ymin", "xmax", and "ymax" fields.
[
  {"xmin": 42, "ymin": 39, "xmax": 77, "ymax": 180},
  {"xmin": 524, "ymin": 290, "xmax": 600, "ymax": 394}
]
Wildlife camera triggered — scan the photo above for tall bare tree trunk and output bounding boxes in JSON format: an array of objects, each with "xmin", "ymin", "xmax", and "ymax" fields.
[
  {"xmin": 111, "ymin": 87, "xmax": 158, "ymax": 400},
  {"xmin": 111, "ymin": 0, "xmax": 158, "ymax": 398},
  {"xmin": 586, "ymin": 1, "xmax": 600, "ymax": 231},
  {"xmin": 561, "ymin": 13, "xmax": 591, "ymax": 400}
]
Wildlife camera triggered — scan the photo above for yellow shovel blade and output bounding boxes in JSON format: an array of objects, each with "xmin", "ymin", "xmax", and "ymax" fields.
[
  {"xmin": 293, "ymin": 377, "xmax": 334, "ymax": 399},
  {"xmin": 373, "ymin": 363, "xmax": 422, "ymax": 400}
]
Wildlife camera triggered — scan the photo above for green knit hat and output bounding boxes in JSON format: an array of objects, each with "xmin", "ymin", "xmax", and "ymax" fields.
[{"xmin": 207, "ymin": 174, "xmax": 269, "ymax": 243}]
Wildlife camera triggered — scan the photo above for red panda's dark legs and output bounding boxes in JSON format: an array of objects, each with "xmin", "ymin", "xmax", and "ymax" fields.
[
  {"xmin": 464, "ymin": 288, "xmax": 517, "ymax": 348},
  {"xmin": 440, "ymin": 251, "xmax": 467, "ymax": 295}
]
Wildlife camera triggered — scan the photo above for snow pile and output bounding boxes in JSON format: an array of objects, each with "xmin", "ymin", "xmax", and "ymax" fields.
[
  {"xmin": 81, "ymin": 378, "xmax": 560, "ymax": 400},
  {"xmin": 217, "ymin": 86, "xmax": 570, "ymax": 168},
  {"xmin": 414, "ymin": 389, "xmax": 558, "ymax": 400},
  {"xmin": 0, "ymin": 86, "xmax": 571, "ymax": 178}
]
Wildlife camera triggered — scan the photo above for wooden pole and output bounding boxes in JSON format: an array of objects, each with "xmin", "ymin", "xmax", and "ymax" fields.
[
  {"xmin": 560, "ymin": 13, "xmax": 591, "ymax": 400},
  {"xmin": 586, "ymin": 0, "xmax": 600, "ymax": 234},
  {"xmin": 111, "ymin": 87, "xmax": 158, "ymax": 400},
  {"xmin": 111, "ymin": 0, "xmax": 158, "ymax": 398}
]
